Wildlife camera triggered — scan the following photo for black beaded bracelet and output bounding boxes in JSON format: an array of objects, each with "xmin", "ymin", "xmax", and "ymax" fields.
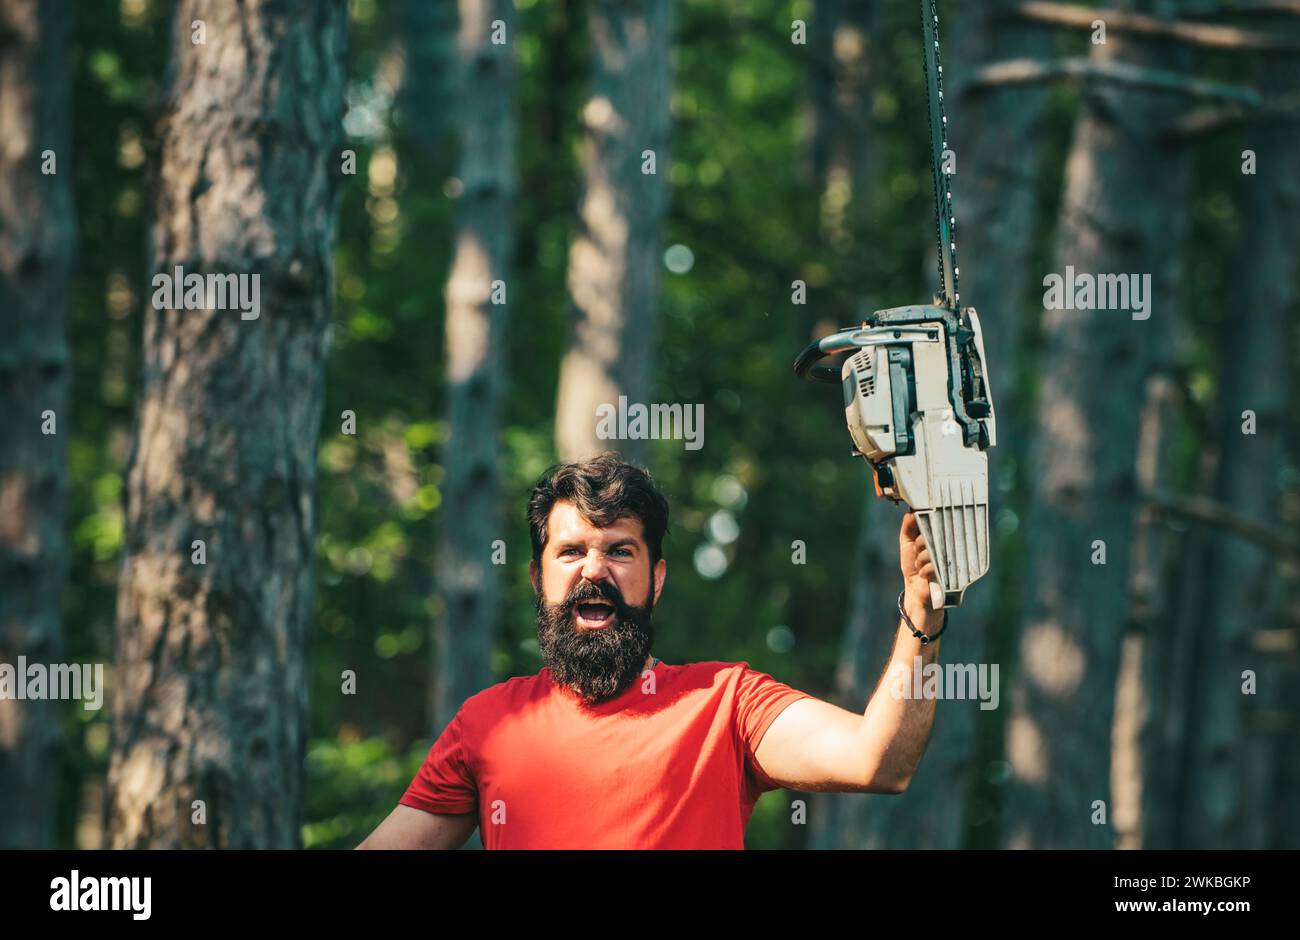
[{"xmin": 897, "ymin": 589, "xmax": 948, "ymax": 645}]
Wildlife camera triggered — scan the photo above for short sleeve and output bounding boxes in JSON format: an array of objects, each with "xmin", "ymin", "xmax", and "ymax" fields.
[
  {"xmin": 734, "ymin": 664, "xmax": 813, "ymax": 794},
  {"xmin": 399, "ymin": 709, "xmax": 478, "ymax": 815}
]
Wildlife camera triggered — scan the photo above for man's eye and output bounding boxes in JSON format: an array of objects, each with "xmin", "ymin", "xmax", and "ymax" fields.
[
  {"xmin": 614, "ymin": 549, "xmax": 632, "ymax": 557},
  {"xmin": 560, "ymin": 548, "xmax": 579, "ymax": 556}
]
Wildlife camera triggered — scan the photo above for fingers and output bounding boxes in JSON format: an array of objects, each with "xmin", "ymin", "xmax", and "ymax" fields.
[
  {"xmin": 901, "ymin": 512, "xmax": 928, "ymax": 557},
  {"xmin": 901, "ymin": 511, "xmax": 937, "ymax": 579},
  {"xmin": 915, "ymin": 544, "xmax": 936, "ymax": 581}
]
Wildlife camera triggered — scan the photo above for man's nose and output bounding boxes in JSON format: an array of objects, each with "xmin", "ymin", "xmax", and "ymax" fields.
[{"xmin": 580, "ymin": 549, "xmax": 612, "ymax": 582}]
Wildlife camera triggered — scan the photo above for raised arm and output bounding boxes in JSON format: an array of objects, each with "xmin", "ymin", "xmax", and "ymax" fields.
[{"xmin": 752, "ymin": 511, "xmax": 945, "ymax": 794}]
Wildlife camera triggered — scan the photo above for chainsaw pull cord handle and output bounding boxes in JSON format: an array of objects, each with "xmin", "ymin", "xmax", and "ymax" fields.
[{"xmin": 898, "ymin": 589, "xmax": 948, "ymax": 645}]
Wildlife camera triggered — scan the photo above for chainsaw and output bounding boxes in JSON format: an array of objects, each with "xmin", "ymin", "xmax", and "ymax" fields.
[{"xmin": 793, "ymin": 0, "xmax": 997, "ymax": 610}]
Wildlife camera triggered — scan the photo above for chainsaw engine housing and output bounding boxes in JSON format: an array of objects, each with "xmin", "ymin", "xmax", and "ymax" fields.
[{"xmin": 804, "ymin": 303, "xmax": 996, "ymax": 608}]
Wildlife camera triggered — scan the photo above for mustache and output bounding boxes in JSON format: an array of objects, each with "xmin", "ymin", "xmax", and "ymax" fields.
[
  {"xmin": 536, "ymin": 578, "xmax": 655, "ymax": 706},
  {"xmin": 564, "ymin": 579, "xmax": 625, "ymax": 610}
]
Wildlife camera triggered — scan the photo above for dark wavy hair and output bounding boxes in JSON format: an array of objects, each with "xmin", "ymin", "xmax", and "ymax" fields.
[{"xmin": 527, "ymin": 452, "xmax": 670, "ymax": 567}]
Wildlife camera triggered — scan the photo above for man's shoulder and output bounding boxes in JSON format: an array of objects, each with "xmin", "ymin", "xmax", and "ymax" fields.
[
  {"xmin": 661, "ymin": 660, "xmax": 760, "ymax": 688},
  {"xmin": 461, "ymin": 670, "xmax": 549, "ymax": 713},
  {"xmin": 670, "ymin": 660, "xmax": 760, "ymax": 676}
]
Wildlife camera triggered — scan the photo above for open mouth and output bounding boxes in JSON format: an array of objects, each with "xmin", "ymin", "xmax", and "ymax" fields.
[{"xmin": 573, "ymin": 600, "xmax": 616, "ymax": 629}]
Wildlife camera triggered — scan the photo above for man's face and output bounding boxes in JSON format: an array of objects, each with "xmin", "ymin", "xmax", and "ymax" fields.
[{"xmin": 530, "ymin": 500, "xmax": 666, "ymax": 705}]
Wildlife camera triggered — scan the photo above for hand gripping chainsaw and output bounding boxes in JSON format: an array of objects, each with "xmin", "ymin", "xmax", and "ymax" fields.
[{"xmin": 794, "ymin": 0, "xmax": 997, "ymax": 610}]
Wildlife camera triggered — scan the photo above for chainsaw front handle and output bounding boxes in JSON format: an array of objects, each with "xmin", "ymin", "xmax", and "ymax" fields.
[{"xmin": 794, "ymin": 325, "xmax": 941, "ymax": 384}]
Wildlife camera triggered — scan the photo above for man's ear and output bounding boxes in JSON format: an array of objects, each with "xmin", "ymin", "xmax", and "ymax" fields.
[
  {"xmin": 652, "ymin": 557, "xmax": 666, "ymax": 606},
  {"xmin": 529, "ymin": 558, "xmax": 540, "ymax": 596}
]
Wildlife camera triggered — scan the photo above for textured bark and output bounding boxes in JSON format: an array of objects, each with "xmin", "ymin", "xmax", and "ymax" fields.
[
  {"xmin": 0, "ymin": 0, "xmax": 75, "ymax": 849},
  {"xmin": 432, "ymin": 0, "xmax": 515, "ymax": 736},
  {"xmin": 1182, "ymin": 54, "xmax": 1300, "ymax": 848},
  {"xmin": 107, "ymin": 0, "xmax": 347, "ymax": 849},
  {"xmin": 808, "ymin": 1, "xmax": 1051, "ymax": 850},
  {"xmin": 554, "ymin": 0, "xmax": 672, "ymax": 463},
  {"xmin": 1003, "ymin": 0, "xmax": 1195, "ymax": 849}
]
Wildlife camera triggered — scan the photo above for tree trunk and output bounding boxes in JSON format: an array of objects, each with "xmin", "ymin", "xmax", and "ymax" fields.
[
  {"xmin": 1115, "ymin": 346, "xmax": 1182, "ymax": 848},
  {"xmin": 1182, "ymin": 53, "xmax": 1300, "ymax": 848},
  {"xmin": 806, "ymin": 0, "xmax": 878, "ymax": 256},
  {"xmin": 107, "ymin": 0, "xmax": 347, "ymax": 849},
  {"xmin": 799, "ymin": 0, "xmax": 884, "ymax": 850},
  {"xmin": 432, "ymin": 0, "xmax": 515, "ymax": 737},
  {"xmin": 0, "ymin": 0, "xmax": 76, "ymax": 849},
  {"xmin": 1003, "ymin": 0, "xmax": 1195, "ymax": 849},
  {"xmin": 399, "ymin": 0, "xmax": 457, "ymax": 159},
  {"xmin": 1142, "ymin": 445, "xmax": 1217, "ymax": 848},
  {"xmin": 800, "ymin": 0, "xmax": 880, "ymax": 347},
  {"xmin": 808, "ymin": 0, "xmax": 1052, "ymax": 850},
  {"xmin": 553, "ymin": 0, "xmax": 672, "ymax": 464},
  {"xmin": 800, "ymin": 0, "xmax": 888, "ymax": 847}
]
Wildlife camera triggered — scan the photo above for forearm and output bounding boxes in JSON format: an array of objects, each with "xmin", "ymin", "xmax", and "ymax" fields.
[{"xmin": 857, "ymin": 592, "xmax": 944, "ymax": 792}]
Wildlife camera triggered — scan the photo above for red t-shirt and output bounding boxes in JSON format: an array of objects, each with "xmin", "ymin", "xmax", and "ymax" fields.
[{"xmin": 399, "ymin": 660, "xmax": 812, "ymax": 849}]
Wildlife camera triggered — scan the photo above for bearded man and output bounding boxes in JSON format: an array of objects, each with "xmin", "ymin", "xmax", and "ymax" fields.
[{"xmin": 359, "ymin": 452, "xmax": 943, "ymax": 849}]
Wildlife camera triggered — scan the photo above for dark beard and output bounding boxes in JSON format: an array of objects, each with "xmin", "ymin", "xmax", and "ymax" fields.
[{"xmin": 536, "ymin": 578, "xmax": 654, "ymax": 706}]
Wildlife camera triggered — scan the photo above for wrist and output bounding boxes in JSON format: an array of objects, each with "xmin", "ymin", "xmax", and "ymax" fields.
[
  {"xmin": 899, "ymin": 588, "xmax": 947, "ymax": 645},
  {"xmin": 903, "ymin": 588, "xmax": 940, "ymax": 626}
]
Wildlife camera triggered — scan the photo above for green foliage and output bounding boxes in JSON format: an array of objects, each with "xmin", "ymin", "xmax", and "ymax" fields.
[{"xmin": 302, "ymin": 735, "xmax": 428, "ymax": 849}]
